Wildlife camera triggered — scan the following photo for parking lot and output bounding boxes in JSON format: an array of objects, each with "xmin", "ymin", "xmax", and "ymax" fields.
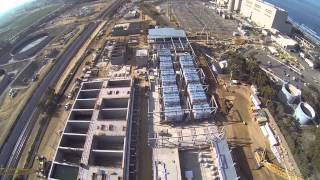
[{"xmin": 171, "ymin": 0, "xmax": 237, "ymax": 38}]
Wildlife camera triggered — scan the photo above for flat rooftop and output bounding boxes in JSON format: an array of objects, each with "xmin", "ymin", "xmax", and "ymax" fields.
[
  {"xmin": 153, "ymin": 148, "xmax": 182, "ymax": 180},
  {"xmin": 213, "ymin": 138, "xmax": 238, "ymax": 180},
  {"xmin": 148, "ymin": 28, "xmax": 186, "ymax": 39}
]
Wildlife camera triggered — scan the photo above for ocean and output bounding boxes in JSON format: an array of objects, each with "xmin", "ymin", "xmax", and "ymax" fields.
[{"xmin": 265, "ymin": 0, "xmax": 320, "ymax": 36}]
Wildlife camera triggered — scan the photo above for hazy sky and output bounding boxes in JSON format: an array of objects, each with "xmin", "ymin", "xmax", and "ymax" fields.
[{"xmin": 0, "ymin": 0, "xmax": 33, "ymax": 13}]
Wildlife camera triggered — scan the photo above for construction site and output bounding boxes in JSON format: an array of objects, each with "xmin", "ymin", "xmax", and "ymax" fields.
[
  {"xmin": 48, "ymin": 78, "xmax": 135, "ymax": 180},
  {"xmin": 0, "ymin": 0, "xmax": 309, "ymax": 180}
]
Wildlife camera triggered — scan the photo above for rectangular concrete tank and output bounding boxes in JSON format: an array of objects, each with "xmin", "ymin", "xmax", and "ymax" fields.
[
  {"xmin": 69, "ymin": 110, "xmax": 93, "ymax": 121},
  {"xmin": 98, "ymin": 109, "xmax": 128, "ymax": 120},
  {"xmin": 101, "ymin": 98, "xmax": 129, "ymax": 109}
]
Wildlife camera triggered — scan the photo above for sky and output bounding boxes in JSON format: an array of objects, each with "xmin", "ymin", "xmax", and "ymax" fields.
[{"xmin": 0, "ymin": 0, "xmax": 33, "ymax": 14}]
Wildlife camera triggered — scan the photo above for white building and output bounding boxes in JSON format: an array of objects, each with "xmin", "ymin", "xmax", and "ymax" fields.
[
  {"xmin": 240, "ymin": 0, "xmax": 292, "ymax": 34},
  {"xmin": 271, "ymin": 33, "xmax": 298, "ymax": 50}
]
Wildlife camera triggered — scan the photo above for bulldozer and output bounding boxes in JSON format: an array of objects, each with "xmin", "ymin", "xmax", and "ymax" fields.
[{"xmin": 254, "ymin": 147, "xmax": 303, "ymax": 180}]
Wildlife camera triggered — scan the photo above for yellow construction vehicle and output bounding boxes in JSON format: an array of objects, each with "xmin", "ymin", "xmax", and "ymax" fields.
[{"xmin": 254, "ymin": 148, "xmax": 303, "ymax": 180}]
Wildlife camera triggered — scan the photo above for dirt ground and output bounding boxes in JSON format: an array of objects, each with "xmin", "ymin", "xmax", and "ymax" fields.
[
  {"xmin": 54, "ymin": 21, "xmax": 106, "ymax": 92},
  {"xmin": 216, "ymin": 83, "xmax": 282, "ymax": 180},
  {"xmin": 136, "ymin": 77, "xmax": 153, "ymax": 180},
  {"xmin": 0, "ymin": 61, "xmax": 54, "ymax": 147}
]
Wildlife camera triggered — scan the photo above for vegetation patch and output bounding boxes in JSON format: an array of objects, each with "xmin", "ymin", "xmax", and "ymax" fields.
[
  {"xmin": 0, "ymin": 4, "xmax": 60, "ymax": 41},
  {"xmin": 225, "ymin": 51, "xmax": 320, "ymax": 177}
]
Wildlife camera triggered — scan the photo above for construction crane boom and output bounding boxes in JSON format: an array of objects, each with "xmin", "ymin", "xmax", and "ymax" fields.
[{"xmin": 254, "ymin": 148, "xmax": 303, "ymax": 180}]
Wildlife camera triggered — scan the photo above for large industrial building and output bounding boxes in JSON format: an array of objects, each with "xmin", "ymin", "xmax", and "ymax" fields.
[
  {"xmin": 240, "ymin": 0, "xmax": 292, "ymax": 34},
  {"xmin": 48, "ymin": 78, "xmax": 135, "ymax": 180},
  {"xmin": 148, "ymin": 28, "xmax": 217, "ymax": 122},
  {"xmin": 147, "ymin": 28, "xmax": 237, "ymax": 180}
]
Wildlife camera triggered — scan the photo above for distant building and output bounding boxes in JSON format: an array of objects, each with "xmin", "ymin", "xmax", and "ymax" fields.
[{"xmin": 240, "ymin": 0, "xmax": 292, "ymax": 34}]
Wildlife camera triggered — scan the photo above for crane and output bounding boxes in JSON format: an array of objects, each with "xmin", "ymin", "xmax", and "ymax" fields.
[{"xmin": 254, "ymin": 148, "xmax": 303, "ymax": 180}]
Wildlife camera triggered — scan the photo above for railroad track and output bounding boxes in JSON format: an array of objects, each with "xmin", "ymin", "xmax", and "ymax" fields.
[{"xmin": 0, "ymin": 1, "xmax": 125, "ymax": 178}]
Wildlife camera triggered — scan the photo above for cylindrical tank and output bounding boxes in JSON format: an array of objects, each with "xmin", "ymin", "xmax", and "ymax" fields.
[
  {"xmin": 294, "ymin": 102, "xmax": 316, "ymax": 125},
  {"xmin": 280, "ymin": 83, "xmax": 301, "ymax": 104}
]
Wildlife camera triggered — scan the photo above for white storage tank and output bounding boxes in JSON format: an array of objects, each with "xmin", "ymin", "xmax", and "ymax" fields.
[
  {"xmin": 294, "ymin": 102, "xmax": 315, "ymax": 125},
  {"xmin": 279, "ymin": 83, "xmax": 301, "ymax": 104}
]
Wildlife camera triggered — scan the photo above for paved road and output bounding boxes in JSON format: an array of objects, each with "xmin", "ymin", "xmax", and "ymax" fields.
[
  {"xmin": 256, "ymin": 54, "xmax": 305, "ymax": 87},
  {"xmin": 0, "ymin": 0, "xmax": 125, "ymax": 178},
  {"xmin": 245, "ymin": 48, "xmax": 320, "ymax": 89},
  {"xmin": 0, "ymin": 21, "xmax": 98, "ymax": 178}
]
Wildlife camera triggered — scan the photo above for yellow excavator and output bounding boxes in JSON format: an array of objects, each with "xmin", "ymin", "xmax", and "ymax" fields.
[{"xmin": 254, "ymin": 148, "xmax": 303, "ymax": 180}]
